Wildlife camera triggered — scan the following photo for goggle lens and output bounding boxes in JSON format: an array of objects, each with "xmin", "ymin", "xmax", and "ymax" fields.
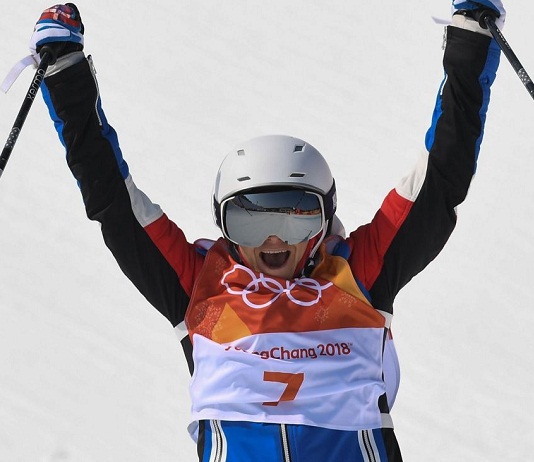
[{"xmin": 221, "ymin": 189, "xmax": 324, "ymax": 247}]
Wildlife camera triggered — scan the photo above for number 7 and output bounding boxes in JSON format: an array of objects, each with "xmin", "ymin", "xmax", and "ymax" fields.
[{"xmin": 263, "ymin": 371, "xmax": 304, "ymax": 406}]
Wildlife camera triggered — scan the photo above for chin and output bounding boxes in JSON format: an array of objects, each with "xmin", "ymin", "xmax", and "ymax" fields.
[{"xmin": 258, "ymin": 262, "xmax": 296, "ymax": 280}]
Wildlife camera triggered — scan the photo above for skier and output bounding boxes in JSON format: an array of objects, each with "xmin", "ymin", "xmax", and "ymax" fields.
[{"xmin": 23, "ymin": 1, "xmax": 504, "ymax": 460}]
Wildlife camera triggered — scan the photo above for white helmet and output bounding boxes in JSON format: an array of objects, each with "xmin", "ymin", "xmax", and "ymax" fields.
[{"xmin": 213, "ymin": 135, "xmax": 337, "ymax": 233}]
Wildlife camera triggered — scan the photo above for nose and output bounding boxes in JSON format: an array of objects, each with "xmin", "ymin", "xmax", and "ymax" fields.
[{"xmin": 263, "ymin": 235, "xmax": 288, "ymax": 245}]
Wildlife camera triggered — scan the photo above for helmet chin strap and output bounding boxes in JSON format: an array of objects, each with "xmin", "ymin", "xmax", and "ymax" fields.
[{"xmin": 299, "ymin": 220, "xmax": 329, "ymax": 278}]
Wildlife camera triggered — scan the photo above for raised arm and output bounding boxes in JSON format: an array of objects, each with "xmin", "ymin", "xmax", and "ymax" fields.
[
  {"xmin": 32, "ymin": 5, "xmax": 203, "ymax": 331},
  {"xmin": 348, "ymin": 4, "xmax": 503, "ymax": 314}
]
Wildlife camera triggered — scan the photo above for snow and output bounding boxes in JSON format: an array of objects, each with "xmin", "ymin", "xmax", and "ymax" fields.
[{"xmin": 1, "ymin": 1, "xmax": 533, "ymax": 460}]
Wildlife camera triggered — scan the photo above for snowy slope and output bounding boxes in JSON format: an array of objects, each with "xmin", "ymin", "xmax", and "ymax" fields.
[{"xmin": 1, "ymin": 1, "xmax": 533, "ymax": 461}]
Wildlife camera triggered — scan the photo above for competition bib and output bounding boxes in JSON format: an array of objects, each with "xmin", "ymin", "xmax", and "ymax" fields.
[{"xmin": 185, "ymin": 239, "xmax": 392, "ymax": 432}]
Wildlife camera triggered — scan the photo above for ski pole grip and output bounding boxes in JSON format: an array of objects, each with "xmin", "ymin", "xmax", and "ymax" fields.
[
  {"xmin": 475, "ymin": 8, "xmax": 499, "ymax": 30},
  {"xmin": 39, "ymin": 44, "xmax": 62, "ymax": 66}
]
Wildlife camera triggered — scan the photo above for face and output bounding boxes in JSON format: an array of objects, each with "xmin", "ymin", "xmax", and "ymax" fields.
[{"xmin": 238, "ymin": 236, "xmax": 310, "ymax": 280}]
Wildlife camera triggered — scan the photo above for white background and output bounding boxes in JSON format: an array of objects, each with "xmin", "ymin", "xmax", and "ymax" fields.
[{"xmin": 1, "ymin": 1, "xmax": 533, "ymax": 461}]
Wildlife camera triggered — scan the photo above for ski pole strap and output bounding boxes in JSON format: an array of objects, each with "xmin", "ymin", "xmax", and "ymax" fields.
[{"xmin": 1, "ymin": 55, "xmax": 40, "ymax": 94}]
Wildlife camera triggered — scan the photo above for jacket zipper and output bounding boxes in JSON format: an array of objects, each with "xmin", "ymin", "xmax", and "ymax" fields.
[
  {"xmin": 211, "ymin": 420, "xmax": 224, "ymax": 462},
  {"xmin": 280, "ymin": 424, "xmax": 292, "ymax": 462},
  {"xmin": 86, "ymin": 55, "xmax": 103, "ymax": 127},
  {"xmin": 361, "ymin": 430, "xmax": 377, "ymax": 462}
]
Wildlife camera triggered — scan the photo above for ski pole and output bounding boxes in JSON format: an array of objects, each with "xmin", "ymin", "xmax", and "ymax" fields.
[
  {"xmin": 0, "ymin": 46, "xmax": 56, "ymax": 180},
  {"xmin": 480, "ymin": 11, "xmax": 534, "ymax": 101}
]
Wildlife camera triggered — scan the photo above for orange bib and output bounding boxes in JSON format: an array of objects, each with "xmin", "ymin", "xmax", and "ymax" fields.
[{"xmin": 185, "ymin": 239, "xmax": 386, "ymax": 343}]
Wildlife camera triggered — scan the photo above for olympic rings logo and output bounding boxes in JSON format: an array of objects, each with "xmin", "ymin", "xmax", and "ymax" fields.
[{"xmin": 221, "ymin": 264, "xmax": 333, "ymax": 309}]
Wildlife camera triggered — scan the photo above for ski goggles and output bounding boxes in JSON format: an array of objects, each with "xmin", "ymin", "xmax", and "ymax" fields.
[{"xmin": 220, "ymin": 189, "xmax": 325, "ymax": 248}]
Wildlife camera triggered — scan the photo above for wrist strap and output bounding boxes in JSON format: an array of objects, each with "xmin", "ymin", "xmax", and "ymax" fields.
[
  {"xmin": 1, "ymin": 55, "xmax": 38, "ymax": 93},
  {"xmin": 2, "ymin": 51, "xmax": 86, "ymax": 94}
]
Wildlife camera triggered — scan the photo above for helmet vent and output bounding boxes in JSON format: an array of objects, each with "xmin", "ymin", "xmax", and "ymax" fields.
[
  {"xmin": 289, "ymin": 172, "xmax": 305, "ymax": 178},
  {"xmin": 237, "ymin": 149, "xmax": 245, "ymax": 156},
  {"xmin": 293, "ymin": 144, "xmax": 305, "ymax": 152},
  {"xmin": 237, "ymin": 176, "xmax": 251, "ymax": 182}
]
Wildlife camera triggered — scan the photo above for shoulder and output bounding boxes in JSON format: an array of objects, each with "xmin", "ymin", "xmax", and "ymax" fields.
[{"xmin": 193, "ymin": 238, "xmax": 217, "ymax": 257}]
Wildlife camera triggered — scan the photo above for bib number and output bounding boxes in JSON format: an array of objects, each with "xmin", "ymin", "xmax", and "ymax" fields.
[{"xmin": 263, "ymin": 371, "xmax": 305, "ymax": 406}]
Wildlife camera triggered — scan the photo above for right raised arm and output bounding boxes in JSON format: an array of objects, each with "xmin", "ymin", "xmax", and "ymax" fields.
[{"xmin": 346, "ymin": 3, "xmax": 503, "ymax": 315}]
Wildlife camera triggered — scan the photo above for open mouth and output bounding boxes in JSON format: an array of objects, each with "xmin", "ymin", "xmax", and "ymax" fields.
[{"xmin": 260, "ymin": 250, "xmax": 290, "ymax": 269}]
